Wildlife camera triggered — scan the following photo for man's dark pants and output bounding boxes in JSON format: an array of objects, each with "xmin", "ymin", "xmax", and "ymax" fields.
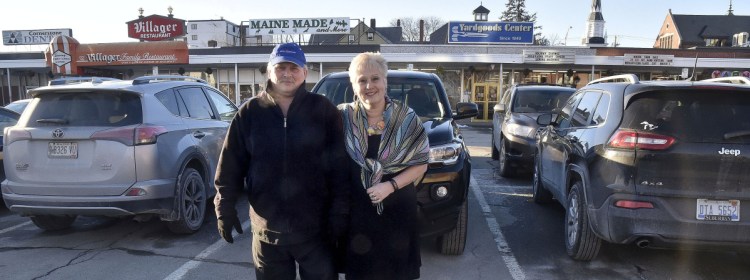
[{"xmin": 252, "ymin": 236, "xmax": 337, "ymax": 280}]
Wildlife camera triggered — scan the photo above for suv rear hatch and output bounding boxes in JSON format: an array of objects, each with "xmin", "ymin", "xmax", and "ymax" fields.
[
  {"xmin": 618, "ymin": 88, "xmax": 750, "ymax": 219},
  {"xmin": 4, "ymin": 91, "xmax": 143, "ymax": 196}
]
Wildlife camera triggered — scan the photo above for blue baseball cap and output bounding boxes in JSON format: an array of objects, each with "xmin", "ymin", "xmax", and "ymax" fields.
[{"xmin": 269, "ymin": 43, "xmax": 306, "ymax": 67}]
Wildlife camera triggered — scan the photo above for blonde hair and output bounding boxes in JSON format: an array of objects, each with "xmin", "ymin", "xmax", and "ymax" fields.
[{"xmin": 348, "ymin": 52, "xmax": 388, "ymax": 84}]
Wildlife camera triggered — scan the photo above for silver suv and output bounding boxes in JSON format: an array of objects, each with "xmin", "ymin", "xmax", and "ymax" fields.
[{"xmin": 1, "ymin": 76, "xmax": 238, "ymax": 233}]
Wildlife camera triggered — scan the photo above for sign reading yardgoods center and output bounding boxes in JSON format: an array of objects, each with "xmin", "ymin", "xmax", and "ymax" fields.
[
  {"xmin": 2, "ymin": 29, "xmax": 73, "ymax": 45},
  {"xmin": 247, "ymin": 18, "xmax": 350, "ymax": 36},
  {"xmin": 448, "ymin": 21, "xmax": 533, "ymax": 44}
]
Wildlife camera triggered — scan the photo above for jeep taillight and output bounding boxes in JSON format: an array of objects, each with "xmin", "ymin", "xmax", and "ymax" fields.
[
  {"xmin": 607, "ymin": 129, "xmax": 675, "ymax": 150},
  {"xmin": 91, "ymin": 125, "xmax": 167, "ymax": 146}
]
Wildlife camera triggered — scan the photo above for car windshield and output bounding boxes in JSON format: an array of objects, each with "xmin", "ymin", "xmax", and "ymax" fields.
[
  {"xmin": 512, "ymin": 89, "xmax": 574, "ymax": 113},
  {"xmin": 623, "ymin": 90, "xmax": 750, "ymax": 143},
  {"xmin": 27, "ymin": 92, "xmax": 142, "ymax": 127},
  {"xmin": 315, "ymin": 76, "xmax": 446, "ymax": 119},
  {"xmin": 4, "ymin": 100, "xmax": 29, "ymax": 114}
]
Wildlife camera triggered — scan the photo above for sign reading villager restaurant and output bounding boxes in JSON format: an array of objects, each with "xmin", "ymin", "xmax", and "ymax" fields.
[
  {"xmin": 448, "ymin": 21, "xmax": 534, "ymax": 44},
  {"xmin": 247, "ymin": 17, "xmax": 350, "ymax": 36},
  {"xmin": 126, "ymin": 15, "xmax": 186, "ymax": 41},
  {"xmin": 3, "ymin": 29, "xmax": 73, "ymax": 45},
  {"xmin": 46, "ymin": 36, "xmax": 189, "ymax": 75}
]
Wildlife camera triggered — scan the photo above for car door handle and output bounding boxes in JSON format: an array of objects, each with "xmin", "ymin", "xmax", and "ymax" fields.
[{"xmin": 193, "ymin": 131, "xmax": 206, "ymax": 139}]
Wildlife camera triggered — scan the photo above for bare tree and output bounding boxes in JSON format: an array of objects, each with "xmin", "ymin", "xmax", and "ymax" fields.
[{"xmin": 389, "ymin": 16, "xmax": 445, "ymax": 42}]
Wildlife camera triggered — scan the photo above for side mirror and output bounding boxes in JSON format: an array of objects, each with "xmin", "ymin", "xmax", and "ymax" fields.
[
  {"xmin": 453, "ymin": 102, "xmax": 479, "ymax": 120},
  {"xmin": 537, "ymin": 113, "xmax": 553, "ymax": 126},
  {"xmin": 493, "ymin": 103, "xmax": 506, "ymax": 113}
]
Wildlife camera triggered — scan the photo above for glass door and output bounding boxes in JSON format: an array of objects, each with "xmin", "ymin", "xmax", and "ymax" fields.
[{"xmin": 473, "ymin": 83, "xmax": 500, "ymax": 120}]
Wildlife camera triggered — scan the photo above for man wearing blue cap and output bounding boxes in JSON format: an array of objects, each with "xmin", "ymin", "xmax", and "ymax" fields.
[{"xmin": 214, "ymin": 42, "xmax": 349, "ymax": 279}]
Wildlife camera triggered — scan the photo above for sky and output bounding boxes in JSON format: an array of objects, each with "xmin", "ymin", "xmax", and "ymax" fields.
[{"xmin": 1, "ymin": 0, "xmax": 746, "ymax": 52}]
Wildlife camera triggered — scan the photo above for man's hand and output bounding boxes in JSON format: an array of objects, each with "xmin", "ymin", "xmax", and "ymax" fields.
[{"xmin": 217, "ymin": 215, "xmax": 243, "ymax": 243}]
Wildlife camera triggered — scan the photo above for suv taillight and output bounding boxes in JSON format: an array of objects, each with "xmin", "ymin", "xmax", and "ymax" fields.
[
  {"xmin": 91, "ymin": 125, "xmax": 167, "ymax": 146},
  {"xmin": 607, "ymin": 130, "xmax": 675, "ymax": 150},
  {"xmin": 5, "ymin": 128, "xmax": 32, "ymax": 146}
]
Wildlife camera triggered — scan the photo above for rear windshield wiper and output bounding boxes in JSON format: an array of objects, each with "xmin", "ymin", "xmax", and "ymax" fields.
[
  {"xmin": 36, "ymin": 118, "xmax": 69, "ymax": 124},
  {"xmin": 724, "ymin": 130, "xmax": 750, "ymax": 140}
]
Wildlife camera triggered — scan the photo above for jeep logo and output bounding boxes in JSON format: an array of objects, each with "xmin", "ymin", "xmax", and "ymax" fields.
[{"xmin": 718, "ymin": 147, "xmax": 741, "ymax": 156}]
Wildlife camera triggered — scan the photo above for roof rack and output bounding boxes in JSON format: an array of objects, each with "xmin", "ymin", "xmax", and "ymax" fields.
[
  {"xmin": 587, "ymin": 74, "xmax": 640, "ymax": 85},
  {"xmin": 701, "ymin": 76, "xmax": 750, "ymax": 85},
  {"xmin": 132, "ymin": 75, "xmax": 207, "ymax": 85},
  {"xmin": 49, "ymin": 77, "xmax": 121, "ymax": 86}
]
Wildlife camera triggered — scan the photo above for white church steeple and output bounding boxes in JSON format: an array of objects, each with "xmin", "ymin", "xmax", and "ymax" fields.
[{"xmin": 582, "ymin": 0, "xmax": 607, "ymax": 46}]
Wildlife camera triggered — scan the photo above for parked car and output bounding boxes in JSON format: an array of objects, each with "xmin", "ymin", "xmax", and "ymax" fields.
[
  {"xmin": 533, "ymin": 74, "xmax": 750, "ymax": 261},
  {"xmin": 491, "ymin": 84, "xmax": 575, "ymax": 177},
  {"xmin": 312, "ymin": 70, "xmax": 478, "ymax": 255},
  {"xmin": 0, "ymin": 107, "xmax": 20, "ymax": 206},
  {"xmin": 4, "ymin": 99, "xmax": 31, "ymax": 114},
  {"xmin": 1, "ymin": 75, "xmax": 238, "ymax": 233}
]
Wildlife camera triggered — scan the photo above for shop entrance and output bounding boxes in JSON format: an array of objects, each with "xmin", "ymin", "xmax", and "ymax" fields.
[{"xmin": 472, "ymin": 83, "xmax": 499, "ymax": 120}]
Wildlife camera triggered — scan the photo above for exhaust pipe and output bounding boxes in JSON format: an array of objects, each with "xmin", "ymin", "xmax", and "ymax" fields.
[{"xmin": 635, "ymin": 238, "xmax": 651, "ymax": 248}]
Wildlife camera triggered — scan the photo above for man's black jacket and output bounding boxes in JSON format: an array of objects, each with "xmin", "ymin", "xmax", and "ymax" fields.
[{"xmin": 214, "ymin": 86, "xmax": 349, "ymax": 245}]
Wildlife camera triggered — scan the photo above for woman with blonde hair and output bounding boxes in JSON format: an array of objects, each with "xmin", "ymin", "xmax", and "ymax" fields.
[{"xmin": 338, "ymin": 52, "xmax": 429, "ymax": 279}]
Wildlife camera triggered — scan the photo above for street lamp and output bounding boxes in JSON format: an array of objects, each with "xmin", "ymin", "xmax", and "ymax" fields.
[{"xmin": 564, "ymin": 26, "xmax": 573, "ymax": 46}]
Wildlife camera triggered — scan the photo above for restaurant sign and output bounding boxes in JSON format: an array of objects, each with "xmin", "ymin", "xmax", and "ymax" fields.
[
  {"xmin": 448, "ymin": 21, "xmax": 534, "ymax": 44},
  {"xmin": 3, "ymin": 29, "xmax": 73, "ymax": 45},
  {"xmin": 75, "ymin": 41, "xmax": 189, "ymax": 66},
  {"xmin": 127, "ymin": 15, "xmax": 186, "ymax": 41},
  {"xmin": 246, "ymin": 17, "xmax": 350, "ymax": 36}
]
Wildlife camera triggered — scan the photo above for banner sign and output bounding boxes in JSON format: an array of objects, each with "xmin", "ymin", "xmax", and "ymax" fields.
[
  {"xmin": 3, "ymin": 29, "xmax": 73, "ymax": 45},
  {"xmin": 127, "ymin": 15, "xmax": 186, "ymax": 41},
  {"xmin": 523, "ymin": 50, "xmax": 575, "ymax": 64},
  {"xmin": 448, "ymin": 21, "xmax": 533, "ymax": 44},
  {"xmin": 75, "ymin": 41, "xmax": 189, "ymax": 66},
  {"xmin": 623, "ymin": 54, "xmax": 674, "ymax": 66},
  {"xmin": 247, "ymin": 17, "xmax": 350, "ymax": 36}
]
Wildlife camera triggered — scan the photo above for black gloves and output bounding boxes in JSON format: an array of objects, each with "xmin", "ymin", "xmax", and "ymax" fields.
[{"xmin": 217, "ymin": 215, "xmax": 243, "ymax": 243}]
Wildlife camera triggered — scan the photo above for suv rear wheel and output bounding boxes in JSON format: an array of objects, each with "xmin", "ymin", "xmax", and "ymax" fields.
[
  {"xmin": 30, "ymin": 215, "xmax": 77, "ymax": 231},
  {"xmin": 438, "ymin": 200, "xmax": 468, "ymax": 255},
  {"xmin": 565, "ymin": 182, "xmax": 601, "ymax": 261},
  {"xmin": 167, "ymin": 167, "xmax": 207, "ymax": 234},
  {"xmin": 532, "ymin": 153, "xmax": 553, "ymax": 203}
]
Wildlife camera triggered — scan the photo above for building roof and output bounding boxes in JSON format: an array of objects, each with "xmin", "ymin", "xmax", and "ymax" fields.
[
  {"xmin": 429, "ymin": 23, "xmax": 449, "ymax": 44},
  {"xmin": 673, "ymin": 14, "xmax": 750, "ymax": 45},
  {"xmin": 588, "ymin": 0, "xmax": 604, "ymax": 21},
  {"xmin": 473, "ymin": 4, "xmax": 490, "ymax": 14}
]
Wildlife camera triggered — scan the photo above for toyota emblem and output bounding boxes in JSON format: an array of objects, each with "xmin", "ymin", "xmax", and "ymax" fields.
[{"xmin": 52, "ymin": 129, "xmax": 64, "ymax": 138}]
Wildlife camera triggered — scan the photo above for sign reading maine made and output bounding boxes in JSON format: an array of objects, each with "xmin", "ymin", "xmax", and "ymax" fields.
[
  {"xmin": 448, "ymin": 21, "xmax": 533, "ymax": 44},
  {"xmin": 247, "ymin": 18, "xmax": 350, "ymax": 36},
  {"xmin": 3, "ymin": 29, "xmax": 73, "ymax": 45}
]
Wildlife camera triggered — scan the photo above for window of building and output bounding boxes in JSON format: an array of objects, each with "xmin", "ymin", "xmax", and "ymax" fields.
[
  {"xmin": 348, "ymin": 34, "xmax": 355, "ymax": 44},
  {"xmin": 191, "ymin": 24, "xmax": 197, "ymax": 30},
  {"xmin": 367, "ymin": 32, "xmax": 374, "ymax": 41},
  {"xmin": 192, "ymin": 35, "xmax": 198, "ymax": 41}
]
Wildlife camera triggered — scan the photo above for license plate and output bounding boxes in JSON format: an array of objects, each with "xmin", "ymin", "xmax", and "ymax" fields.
[
  {"xmin": 696, "ymin": 199, "xmax": 740, "ymax": 221},
  {"xmin": 48, "ymin": 142, "xmax": 78, "ymax": 159}
]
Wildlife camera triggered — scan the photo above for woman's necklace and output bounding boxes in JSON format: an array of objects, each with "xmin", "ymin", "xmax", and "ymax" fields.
[{"xmin": 366, "ymin": 114, "xmax": 385, "ymax": 136}]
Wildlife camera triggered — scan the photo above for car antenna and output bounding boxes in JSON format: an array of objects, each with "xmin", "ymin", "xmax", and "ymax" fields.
[{"xmin": 686, "ymin": 53, "xmax": 699, "ymax": 81}]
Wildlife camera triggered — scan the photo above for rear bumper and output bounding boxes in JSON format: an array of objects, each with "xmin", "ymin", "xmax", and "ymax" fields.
[
  {"xmin": 589, "ymin": 193, "xmax": 750, "ymax": 249},
  {"xmin": 1, "ymin": 178, "xmax": 176, "ymax": 217},
  {"xmin": 417, "ymin": 155, "xmax": 470, "ymax": 237}
]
